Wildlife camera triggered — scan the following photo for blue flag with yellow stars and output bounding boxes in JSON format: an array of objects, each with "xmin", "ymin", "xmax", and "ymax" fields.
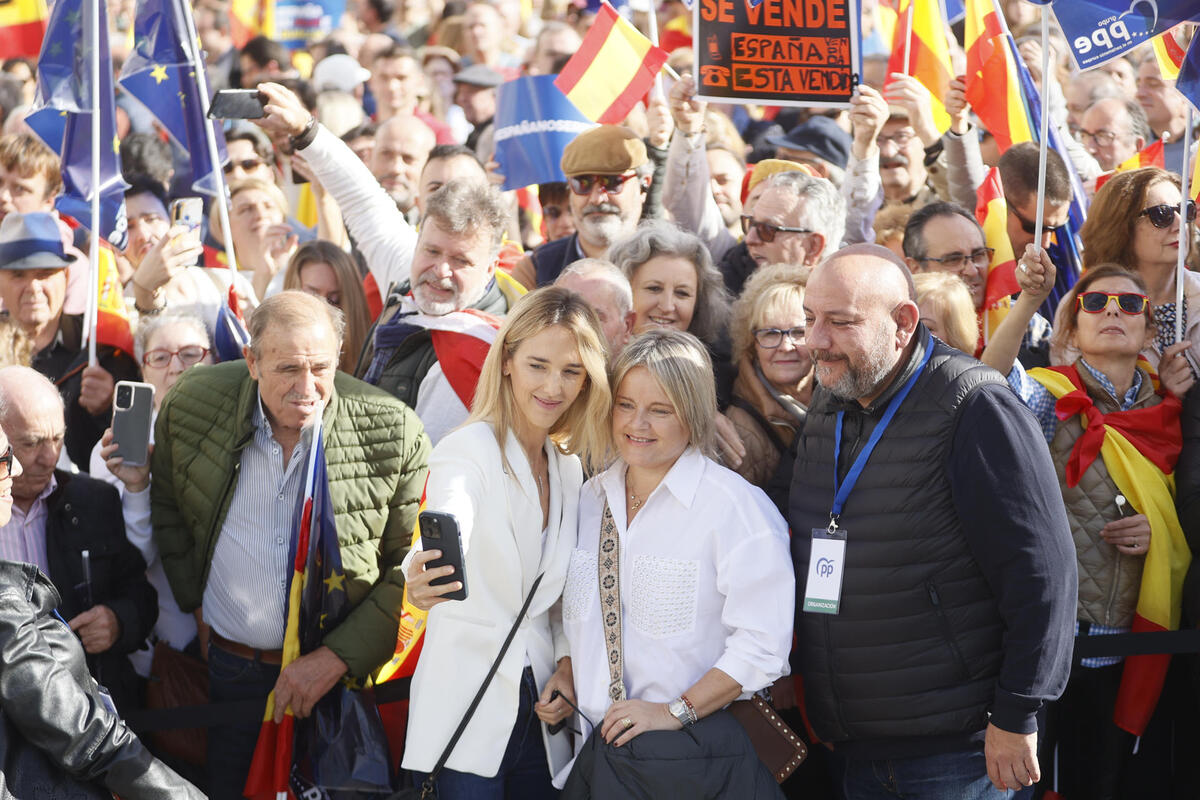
[
  {"xmin": 31, "ymin": 0, "xmax": 128, "ymax": 249},
  {"xmin": 118, "ymin": 0, "xmax": 226, "ymax": 196}
]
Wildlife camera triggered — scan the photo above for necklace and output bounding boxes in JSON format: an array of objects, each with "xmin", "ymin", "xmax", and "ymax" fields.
[{"xmin": 629, "ymin": 491, "xmax": 643, "ymax": 510}]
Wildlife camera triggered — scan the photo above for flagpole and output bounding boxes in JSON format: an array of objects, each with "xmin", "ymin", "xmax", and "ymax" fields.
[
  {"xmin": 176, "ymin": 0, "xmax": 239, "ymax": 273},
  {"xmin": 1031, "ymin": 11, "xmax": 1051, "ymax": 258},
  {"xmin": 1175, "ymin": 106, "xmax": 1193, "ymax": 344},
  {"xmin": 87, "ymin": 0, "xmax": 102, "ymax": 366},
  {"xmin": 902, "ymin": 1, "xmax": 913, "ymax": 76},
  {"xmin": 645, "ymin": 2, "xmax": 664, "ymax": 99}
]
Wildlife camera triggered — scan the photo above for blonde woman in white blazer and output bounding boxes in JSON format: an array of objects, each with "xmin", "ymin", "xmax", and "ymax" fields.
[{"xmin": 403, "ymin": 287, "xmax": 611, "ymax": 799}]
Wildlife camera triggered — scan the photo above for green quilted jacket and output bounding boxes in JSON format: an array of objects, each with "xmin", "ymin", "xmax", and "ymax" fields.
[{"xmin": 150, "ymin": 362, "xmax": 430, "ymax": 679}]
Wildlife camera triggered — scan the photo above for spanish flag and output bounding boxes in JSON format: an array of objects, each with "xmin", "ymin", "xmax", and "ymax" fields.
[
  {"xmin": 1029, "ymin": 366, "xmax": 1190, "ymax": 737},
  {"xmin": 975, "ymin": 167, "xmax": 1019, "ymax": 307},
  {"xmin": 659, "ymin": 13, "xmax": 691, "ymax": 54},
  {"xmin": 964, "ymin": 0, "xmax": 1034, "ymax": 152},
  {"xmin": 231, "ymin": 0, "xmax": 274, "ymax": 49},
  {"xmin": 1152, "ymin": 25, "xmax": 1188, "ymax": 81},
  {"xmin": 0, "ymin": 0, "xmax": 47, "ymax": 59},
  {"xmin": 94, "ymin": 242, "xmax": 133, "ymax": 354},
  {"xmin": 554, "ymin": 2, "xmax": 668, "ymax": 124},
  {"xmin": 886, "ymin": 0, "xmax": 953, "ymax": 134},
  {"xmin": 1094, "ymin": 139, "xmax": 1165, "ymax": 192}
]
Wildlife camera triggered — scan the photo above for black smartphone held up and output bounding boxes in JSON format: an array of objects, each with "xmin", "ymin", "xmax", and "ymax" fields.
[
  {"xmin": 111, "ymin": 381, "xmax": 155, "ymax": 466},
  {"xmin": 419, "ymin": 510, "xmax": 468, "ymax": 601},
  {"xmin": 208, "ymin": 89, "xmax": 266, "ymax": 119}
]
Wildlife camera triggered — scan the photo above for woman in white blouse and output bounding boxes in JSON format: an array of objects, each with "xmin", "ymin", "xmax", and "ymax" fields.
[
  {"xmin": 403, "ymin": 287, "xmax": 611, "ymax": 798},
  {"xmin": 558, "ymin": 329, "xmax": 794, "ymax": 782}
]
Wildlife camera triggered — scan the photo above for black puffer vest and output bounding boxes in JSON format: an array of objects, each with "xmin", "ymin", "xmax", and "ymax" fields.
[{"xmin": 789, "ymin": 333, "xmax": 1006, "ymax": 744}]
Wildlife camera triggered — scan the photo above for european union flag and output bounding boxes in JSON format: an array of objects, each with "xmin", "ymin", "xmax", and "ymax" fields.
[
  {"xmin": 119, "ymin": 0, "xmax": 226, "ymax": 196},
  {"xmin": 32, "ymin": 0, "xmax": 128, "ymax": 249},
  {"xmin": 1178, "ymin": 33, "xmax": 1200, "ymax": 115}
]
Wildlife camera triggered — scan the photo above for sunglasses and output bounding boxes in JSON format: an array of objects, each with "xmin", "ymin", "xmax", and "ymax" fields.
[
  {"xmin": 143, "ymin": 345, "xmax": 209, "ymax": 369},
  {"xmin": 224, "ymin": 157, "xmax": 265, "ymax": 174},
  {"xmin": 0, "ymin": 444, "xmax": 13, "ymax": 479},
  {"xmin": 1076, "ymin": 291, "xmax": 1149, "ymax": 315},
  {"xmin": 740, "ymin": 215, "xmax": 813, "ymax": 243},
  {"xmin": 567, "ymin": 173, "xmax": 637, "ymax": 196},
  {"xmin": 1007, "ymin": 202, "xmax": 1066, "ymax": 237},
  {"xmin": 1138, "ymin": 201, "xmax": 1197, "ymax": 229}
]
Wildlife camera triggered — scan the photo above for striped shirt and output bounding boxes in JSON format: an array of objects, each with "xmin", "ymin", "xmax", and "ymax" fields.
[
  {"xmin": 0, "ymin": 476, "xmax": 55, "ymax": 572},
  {"xmin": 202, "ymin": 395, "xmax": 313, "ymax": 649}
]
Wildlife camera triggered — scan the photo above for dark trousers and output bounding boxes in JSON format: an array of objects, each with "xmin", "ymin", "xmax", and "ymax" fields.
[
  {"xmin": 415, "ymin": 667, "xmax": 557, "ymax": 800},
  {"xmin": 206, "ymin": 644, "xmax": 281, "ymax": 800}
]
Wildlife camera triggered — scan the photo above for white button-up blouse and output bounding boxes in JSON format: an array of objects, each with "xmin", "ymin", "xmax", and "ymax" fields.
[{"xmin": 561, "ymin": 447, "xmax": 795, "ymax": 749}]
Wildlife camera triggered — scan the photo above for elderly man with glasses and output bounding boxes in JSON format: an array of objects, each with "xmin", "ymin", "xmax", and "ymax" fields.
[
  {"xmin": 743, "ymin": 170, "xmax": 845, "ymax": 271},
  {"xmin": 1078, "ymin": 97, "xmax": 1151, "ymax": 173},
  {"xmin": 512, "ymin": 125, "xmax": 652, "ymax": 289}
]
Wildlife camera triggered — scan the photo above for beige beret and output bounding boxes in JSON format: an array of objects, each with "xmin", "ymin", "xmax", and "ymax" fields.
[{"xmin": 560, "ymin": 125, "xmax": 647, "ymax": 177}]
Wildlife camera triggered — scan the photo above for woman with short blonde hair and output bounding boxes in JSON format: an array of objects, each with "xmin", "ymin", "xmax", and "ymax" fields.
[{"xmin": 914, "ymin": 272, "xmax": 978, "ymax": 354}]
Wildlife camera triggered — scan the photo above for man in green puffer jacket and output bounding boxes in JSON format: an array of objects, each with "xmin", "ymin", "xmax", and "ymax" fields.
[{"xmin": 150, "ymin": 291, "xmax": 430, "ymax": 800}]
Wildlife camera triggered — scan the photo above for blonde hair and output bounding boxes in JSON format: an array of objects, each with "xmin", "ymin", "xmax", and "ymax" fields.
[
  {"xmin": 209, "ymin": 177, "xmax": 290, "ymax": 246},
  {"xmin": 611, "ymin": 329, "xmax": 718, "ymax": 460},
  {"xmin": 913, "ymin": 272, "xmax": 977, "ymax": 354},
  {"xmin": 468, "ymin": 286, "xmax": 611, "ymax": 473},
  {"xmin": 730, "ymin": 263, "xmax": 810, "ymax": 365}
]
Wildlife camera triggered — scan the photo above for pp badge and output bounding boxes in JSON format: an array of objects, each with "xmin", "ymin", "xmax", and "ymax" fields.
[{"xmin": 803, "ymin": 527, "xmax": 846, "ymax": 615}]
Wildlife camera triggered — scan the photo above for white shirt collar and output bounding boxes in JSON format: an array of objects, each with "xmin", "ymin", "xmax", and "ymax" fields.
[{"xmin": 598, "ymin": 446, "xmax": 706, "ymax": 511}]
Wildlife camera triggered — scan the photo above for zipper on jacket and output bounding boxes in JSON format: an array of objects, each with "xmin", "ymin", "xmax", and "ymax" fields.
[{"xmin": 926, "ymin": 581, "xmax": 971, "ymax": 682}]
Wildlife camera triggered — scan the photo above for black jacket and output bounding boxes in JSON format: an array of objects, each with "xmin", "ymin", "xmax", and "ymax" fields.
[
  {"xmin": 0, "ymin": 560, "xmax": 201, "ymax": 799},
  {"xmin": 788, "ymin": 329, "xmax": 1076, "ymax": 758},
  {"xmin": 44, "ymin": 470, "xmax": 157, "ymax": 712}
]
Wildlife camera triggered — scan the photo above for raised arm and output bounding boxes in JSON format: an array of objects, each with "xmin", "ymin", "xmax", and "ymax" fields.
[{"xmin": 980, "ymin": 245, "xmax": 1056, "ymax": 375}]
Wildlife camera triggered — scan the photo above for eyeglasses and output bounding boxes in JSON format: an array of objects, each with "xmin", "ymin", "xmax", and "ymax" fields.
[
  {"xmin": 224, "ymin": 157, "xmax": 265, "ymax": 174},
  {"xmin": 566, "ymin": 173, "xmax": 637, "ymax": 196},
  {"xmin": 754, "ymin": 326, "xmax": 806, "ymax": 348},
  {"xmin": 917, "ymin": 247, "xmax": 994, "ymax": 271},
  {"xmin": 0, "ymin": 445, "xmax": 13, "ymax": 479},
  {"xmin": 740, "ymin": 215, "xmax": 813, "ymax": 243},
  {"xmin": 876, "ymin": 129, "xmax": 916, "ymax": 149},
  {"xmin": 1077, "ymin": 291, "xmax": 1149, "ymax": 315},
  {"xmin": 1078, "ymin": 128, "xmax": 1126, "ymax": 147},
  {"xmin": 1138, "ymin": 201, "xmax": 1197, "ymax": 229},
  {"xmin": 1007, "ymin": 202, "xmax": 1066, "ymax": 237},
  {"xmin": 143, "ymin": 345, "xmax": 209, "ymax": 369}
]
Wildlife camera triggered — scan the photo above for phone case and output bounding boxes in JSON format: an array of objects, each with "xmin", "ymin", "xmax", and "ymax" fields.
[
  {"xmin": 208, "ymin": 89, "xmax": 265, "ymax": 119},
  {"xmin": 420, "ymin": 510, "xmax": 468, "ymax": 601},
  {"xmin": 112, "ymin": 381, "xmax": 155, "ymax": 467}
]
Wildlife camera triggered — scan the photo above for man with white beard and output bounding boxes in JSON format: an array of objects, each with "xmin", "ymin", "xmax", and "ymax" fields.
[{"xmin": 511, "ymin": 125, "xmax": 651, "ymax": 289}]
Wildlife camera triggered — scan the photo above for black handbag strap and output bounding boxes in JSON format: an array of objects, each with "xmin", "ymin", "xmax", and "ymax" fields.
[{"xmin": 423, "ymin": 571, "xmax": 545, "ymax": 789}]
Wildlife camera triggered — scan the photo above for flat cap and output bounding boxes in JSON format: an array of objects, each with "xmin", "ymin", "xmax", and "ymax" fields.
[
  {"xmin": 560, "ymin": 125, "xmax": 647, "ymax": 176},
  {"xmin": 452, "ymin": 63, "xmax": 504, "ymax": 88}
]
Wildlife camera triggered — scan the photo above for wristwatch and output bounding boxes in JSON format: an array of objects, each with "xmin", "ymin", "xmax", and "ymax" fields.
[{"xmin": 668, "ymin": 697, "xmax": 693, "ymax": 727}]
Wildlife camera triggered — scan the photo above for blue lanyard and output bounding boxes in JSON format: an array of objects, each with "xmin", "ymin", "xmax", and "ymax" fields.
[{"xmin": 830, "ymin": 342, "xmax": 933, "ymax": 530}]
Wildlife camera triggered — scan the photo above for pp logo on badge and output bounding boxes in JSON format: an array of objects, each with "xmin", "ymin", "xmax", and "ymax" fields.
[{"xmin": 816, "ymin": 557, "xmax": 835, "ymax": 578}]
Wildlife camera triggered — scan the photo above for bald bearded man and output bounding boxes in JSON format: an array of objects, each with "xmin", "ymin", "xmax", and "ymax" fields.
[{"xmin": 789, "ymin": 245, "xmax": 1076, "ymax": 798}]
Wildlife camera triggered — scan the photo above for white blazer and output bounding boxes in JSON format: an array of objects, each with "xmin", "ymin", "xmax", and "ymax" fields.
[{"xmin": 402, "ymin": 421, "xmax": 581, "ymax": 779}]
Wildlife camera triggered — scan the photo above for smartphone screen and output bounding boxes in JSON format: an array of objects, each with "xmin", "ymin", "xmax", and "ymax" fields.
[{"xmin": 208, "ymin": 89, "xmax": 266, "ymax": 119}]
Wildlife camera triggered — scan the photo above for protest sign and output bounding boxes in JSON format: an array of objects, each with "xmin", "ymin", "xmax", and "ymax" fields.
[
  {"xmin": 494, "ymin": 75, "xmax": 595, "ymax": 191},
  {"xmin": 693, "ymin": 0, "xmax": 860, "ymax": 107},
  {"xmin": 274, "ymin": 0, "xmax": 346, "ymax": 50},
  {"xmin": 1051, "ymin": 0, "xmax": 1200, "ymax": 71}
]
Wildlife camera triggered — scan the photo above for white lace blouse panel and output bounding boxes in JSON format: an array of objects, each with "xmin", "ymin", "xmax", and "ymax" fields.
[{"xmin": 561, "ymin": 447, "xmax": 795, "ymax": 734}]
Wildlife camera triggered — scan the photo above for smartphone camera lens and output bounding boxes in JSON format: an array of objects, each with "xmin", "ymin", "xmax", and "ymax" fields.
[{"xmin": 116, "ymin": 386, "xmax": 131, "ymax": 409}]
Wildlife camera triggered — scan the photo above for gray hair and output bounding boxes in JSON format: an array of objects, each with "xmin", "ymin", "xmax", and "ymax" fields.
[
  {"xmin": 607, "ymin": 220, "xmax": 730, "ymax": 344},
  {"xmin": 248, "ymin": 291, "xmax": 345, "ymax": 358},
  {"xmin": 422, "ymin": 178, "xmax": 509, "ymax": 256},
  {"xmin": 134, "ymin": 311, "xmax": 211, "ymax": 365},
  {"xmin": 764, "ymin": 170, "xmax": 846, "ymax": 253},
  {"xmin": 558, "ymin": 258, "xmax": 633, "ymax": 316},
  {"xmin": 0, "ymin": 365, "xmax": 63, "ymax": 422}
]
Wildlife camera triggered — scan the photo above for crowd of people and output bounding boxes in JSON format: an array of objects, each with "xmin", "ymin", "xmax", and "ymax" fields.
[{"xmin": 0, "ymin": 0, "xmax": 1199, "ymax": 798}]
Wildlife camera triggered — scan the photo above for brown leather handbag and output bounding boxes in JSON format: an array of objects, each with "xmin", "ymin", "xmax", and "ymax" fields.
[
  {"xmin": 144, "ymin": 641, "xmax": 209, "ymax": 765},
  {"xmin": 728, "ymin": 694, "xmax": 808, "ymax": 783}
]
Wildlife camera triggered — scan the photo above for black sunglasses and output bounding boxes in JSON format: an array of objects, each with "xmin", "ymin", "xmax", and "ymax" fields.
[
  {"xmin": 1077, "ymin": 291, "xmax": 1149, "ymax": 315},
  {"xmin": 1139, "ymin": 201, "xmax": 1197, "ymax": 229},
  {"xmin": 567, "ymin": 173, "xmax": 637, "ymax": 196},
  {"xmin": 740, "ymin": 215, "xmax": 813, "ymax": 243},
  {"xmin": 224, "ymin": 157, "xmax": 265, "ymax": 174},
  {"xmin": 1007, "ymin": 201, "xmax": 1066, "ymax": 237},
  {"xmin": 0, "ymin": 445, "xmax": 13, "ymax": 479}
]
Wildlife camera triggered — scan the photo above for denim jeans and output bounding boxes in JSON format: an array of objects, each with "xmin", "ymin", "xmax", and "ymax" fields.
[
  {"xmin": 416, "ymin": 667, "xmax": 557, "ymax": 800},
  {"xmin": 841, "ymin": 749, "xmax": 1013, "ymax": 800},
  {"xmin": 205, "ymin": 644, "xmax": 281, "ymax": 800}
]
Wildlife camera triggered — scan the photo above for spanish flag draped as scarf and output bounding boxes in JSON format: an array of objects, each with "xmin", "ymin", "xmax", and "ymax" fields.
[{"xmin": 1028, "ymin": 365, "xmax": 1191, "ymax": 736}]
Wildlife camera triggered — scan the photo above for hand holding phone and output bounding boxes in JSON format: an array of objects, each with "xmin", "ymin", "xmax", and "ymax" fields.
[{"xmin": 416, "ymin": 511, "xmax": 468, "ymax": 602}]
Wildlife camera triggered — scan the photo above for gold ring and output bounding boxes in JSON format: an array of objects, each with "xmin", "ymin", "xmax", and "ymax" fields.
[{"xmin": 622, "ymin": 717, "xmax": 633, "ymax": 729}]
